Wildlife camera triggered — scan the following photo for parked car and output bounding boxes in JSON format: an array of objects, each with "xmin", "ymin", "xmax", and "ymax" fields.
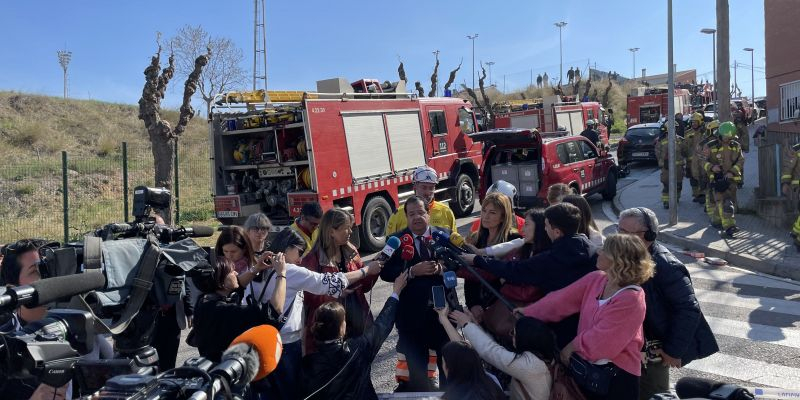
[
  {"xmin": 469, "ymin": 128, "xmax": 619, "ymax": 209},
  {"xmin": 617, "ymin": 123, "xmax": 662, "ymax": 176}
]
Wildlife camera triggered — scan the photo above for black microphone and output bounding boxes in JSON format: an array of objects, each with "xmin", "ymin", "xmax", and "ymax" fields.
[
  {"xmin": 431, "ymin": 230, "xmax": 472, "ymax": 255},
  {"xmin": 675, "ymin": 377, "xmax": 755, "ymax": 399},
  {"xmin": 208, "ymin": 343, "xmax": 261, "ymax": 388},
  {"xmin": 0, "ymin": 271, "xmax": 106, "ymax": 310},
  {"xmin": 182, "ymin": 225, "xmax": 215, "ymax": 238}
]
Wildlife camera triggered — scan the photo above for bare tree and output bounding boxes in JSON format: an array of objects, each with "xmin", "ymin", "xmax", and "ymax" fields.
[
  {"xmin": 582, "ymin": 76, "xmax": 593, "ymax": 100},
  {"xmin": 478, "ymin": 64, "xmax": 494, "ymax": 128},
  {"xmin": 398, "ymin": 61, "xmax": 407, "ymax": 83},
  {"xmin": 171, "ymin": 25, "xmax": 246, "ymax": 115},
  {"xmin": 602, "ymin": 79, "xmax": 613, "ymax": 105},
  {"xmin": 443, "ymin": 60, "xmax": 463, "ymax": 93},
  {"xmin": 460, "ymin": 82, "xmax": 481, "ymax": 110},
  {"xmin": 428, "ymin": 58, "xmax": 440, "ymax": 97},
  {"xmin": 138, "ymin": 36, "xmax": 210, "ymax": 224},
  {"xmin": 414, "ymin": 81, "xmax": 425, "ymax": 97}
]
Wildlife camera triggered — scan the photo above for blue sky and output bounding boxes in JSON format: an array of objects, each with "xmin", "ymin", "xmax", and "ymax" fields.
[{"xmin": 0, "ymin": 0, "xmax": 765, "ymax": 110}]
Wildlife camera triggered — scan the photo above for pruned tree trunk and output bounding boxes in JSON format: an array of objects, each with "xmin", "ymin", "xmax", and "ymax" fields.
[
  {"xmin": 460, "ymin": 83, "xmax": 481, "ymax": 109},
  {"xmin": 478, "ymin": 65, "xmax": 494, "ymax": 128},
  {"xmin": 414, "ymin": 81, "xmax": 425, "ymax": 97},
  {"xmin": 398, "ymin": 61, "xmax": 407, "ymax": 83},
  {"xmin": 428, "ymin": 58, "xmax": 440, "ymax": 97},
  {"xmin": 582, "ymin": 77, "xmax": 592, "ymax": 100},
  {"xmin": 443, "ymin": 60, "xmax": 463, "ymax": 92},
  {"xmin": 138, "ymin": 40, "xmax": 210, "ymax": 224},
  {"xmin": 602, "ymin": 80, "xmax": 613, "ymax": 105}
]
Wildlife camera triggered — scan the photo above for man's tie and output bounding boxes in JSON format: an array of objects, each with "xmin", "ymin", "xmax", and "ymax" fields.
[{"xmin": 416, "ymin": 236, "xmax": 431, "ymax": 260}]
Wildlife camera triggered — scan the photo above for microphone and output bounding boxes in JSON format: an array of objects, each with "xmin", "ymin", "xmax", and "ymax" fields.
[
  {"xmin": 443, "ymin": 271, "xmax": 458, "ymax": 289},
  {"xmin": 675, "ymin": 377, "xmax": 755, "ymax": 399},
  {"xmin": 431, "ymin": 230, "xmax": 471, "ymax": 255},
  {"xmin": 442, "ymin": 270, "xmax": 464, "ymax": 311},
  {"xmin": 400, "ymin": 245, "xmax": 415, "ymax": 262},
  {"xmin": 0, "ymin": 271, "xmax": 106, "ymax": 310},
  {"xmin": 182, "ymin": 225, "xmax": 216, "ymax": 238},
  {"xmin": 228, "ymin": 324, "xmax": 283, "ymax": 382},
  {"xmin": 374, "ymin": 236, "xmax": 402, "ymax": 262},
  {"xmin": 400, "ymin": 234, "xmax": 414, "ymax": 248}
]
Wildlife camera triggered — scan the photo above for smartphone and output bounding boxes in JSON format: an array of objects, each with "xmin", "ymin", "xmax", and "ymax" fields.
[{"xmin": 432, "ymin": 285, "xmax": 446, "ymax": 309}]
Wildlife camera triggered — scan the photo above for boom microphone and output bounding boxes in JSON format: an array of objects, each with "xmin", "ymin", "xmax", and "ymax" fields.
[
  {"xmin": 375, "ymin": 236, "xmax": 402, "ymax": 262},
  {"xmin": 0, "ymin": 271, "xmax": 106, "ymax": 310},
  {"xmin": 229, "ymin": 324, "xmax": 283, "ymax": 381},
  {"xmin": 675, "ymin": 377, "xmax": 755, "ymax": 399}
]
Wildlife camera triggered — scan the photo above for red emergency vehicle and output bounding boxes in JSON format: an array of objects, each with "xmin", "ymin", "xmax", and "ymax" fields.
[
  {"xmin": 493, "ymin": 95, "xmax": 610, "ymax": 146},
  {"xmin": 626, "ymin": 87, "xmax": 691, "ymax": 127},
  {"xmin": 209, "ymin": 78, "xmax": 483, "ymax": 251}
]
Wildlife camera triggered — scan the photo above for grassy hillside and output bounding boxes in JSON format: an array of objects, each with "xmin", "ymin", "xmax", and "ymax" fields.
[{"xmin": 0, "ymin": 91, "xmax": 215, "ymax": 244}]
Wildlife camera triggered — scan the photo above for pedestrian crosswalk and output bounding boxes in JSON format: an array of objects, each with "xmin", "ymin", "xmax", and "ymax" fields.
[{"xmin": 674, "ymin": 261, "xmax": 800, "ymax": 392}]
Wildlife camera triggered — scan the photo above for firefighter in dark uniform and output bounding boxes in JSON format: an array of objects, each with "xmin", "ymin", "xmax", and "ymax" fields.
[
  {"xmin": 580, "ymin": 120, "xmax": 601, "ymax": 147},
  {"xmin": 685, "ymin": 113, "xmax": 707, "ymax": 202},
  {"xmin": 703, "ymin": 121, "xmax": 745, "ymax": 237},
  {"xmin": 781, "ymin": 142, "xmax": 800, "ymax": 251},
  {"xmin": 701, "ymin": 120, "xmax": 720, "ymax": 216},
  {"xmin": 654, "ymin": 121, "xmax": 687, "ymax": 209},
  {"xmin": 734, "ymin": 109, "xmax": 750, "ymax": 153}
]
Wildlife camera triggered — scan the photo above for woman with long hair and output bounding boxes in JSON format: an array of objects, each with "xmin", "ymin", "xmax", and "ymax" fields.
[
  {"xmin": 517, "ymin": 234, "xmax": 655, "ymax": 400},
  {"xmin": 244, "ymin": 228, "xmax": 381, "ymax": 399},
  {"xmin": 464, "ymin": 192, "xmax": 520, "ymax": 322},
  {"xmin": 466, "ymin": 208, "xmax": 552, "ymax": 260},
  {"xmin": 214, "ymin": 226, "xmax": 265, "ymax": 293},
  {"xmin": 243, "ymin": 212, "xmax": 272, "ymax": 255},
  {"xmin": 437, "ymin": 308, "xmax": 555, "ymax": 400},
  {"xmin": 439, "ymin": 341, "xmax": 507, "ymax": 400},
  {"xmin": 562, "ymin": 194, "xmax": 604, "ymax": 253},
  {"xmin": 301, "ymin": 208, "xmax": 380, "ymax": 354}
]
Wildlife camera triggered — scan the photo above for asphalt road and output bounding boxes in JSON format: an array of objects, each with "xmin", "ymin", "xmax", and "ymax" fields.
[{"xmin": 176, "ymin": 160, "xmax": 800, "ymax": 395}]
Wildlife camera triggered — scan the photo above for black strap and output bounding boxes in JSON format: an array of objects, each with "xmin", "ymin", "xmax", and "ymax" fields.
[{"xmin": 248, "ymin": 269, "xmax": 295, "ymax": 328}]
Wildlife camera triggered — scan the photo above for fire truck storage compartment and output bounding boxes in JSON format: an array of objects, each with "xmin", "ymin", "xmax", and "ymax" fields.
[
  {"xmin": 510, "ymin": 114, "xmax": 540, "ymax": 130},
  {"xmin": 556, "ymin": 110, "xmax": 584, "ymax": 134},
  {"xmin": 639, "ymin": 106, "xmax": 661, "ymax": 124},
  {"xmin": 342, "ymin": 111, "xmax": 425, "ymax": 181},
  {"xmin": 488, "ymin": 146, "xmax": 540, "ymax": 199}
]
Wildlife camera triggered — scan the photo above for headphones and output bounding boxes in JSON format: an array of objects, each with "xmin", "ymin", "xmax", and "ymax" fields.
[{"xmin": 637, "ymin": 207, "xmax": 657, "ymax": 242}]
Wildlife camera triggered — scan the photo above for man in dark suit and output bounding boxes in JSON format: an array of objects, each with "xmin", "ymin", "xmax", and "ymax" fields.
[{"xmin": 381, "ymin": 195, "xmax": 450, "ymax": 392}]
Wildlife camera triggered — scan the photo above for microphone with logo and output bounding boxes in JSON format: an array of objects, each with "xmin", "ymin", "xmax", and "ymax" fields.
[
  {"xmin": 675, "ymin": 377, "xmax": 755, "ymax": 399},
  {"xmin": 442, "ymin": 270, "xmax": 464, "ymax": 311},
  {"xmin": 431, "ymin": 230, "xmax": 472, "ymax": 255},
  {"xmin": 374, "ymin": 236, "xmax": 402, "ymax": 263}
]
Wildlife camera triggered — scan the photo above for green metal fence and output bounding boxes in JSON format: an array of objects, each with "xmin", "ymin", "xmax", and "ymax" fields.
[{"xmin": 0, "ymin": 138, "xmax": 213, "ymax": 244}]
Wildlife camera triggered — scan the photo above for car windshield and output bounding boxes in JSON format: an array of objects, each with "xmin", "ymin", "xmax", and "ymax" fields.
[{"xmin": 625, "ymin": 127, "xmax": 660, "ymax": 139}]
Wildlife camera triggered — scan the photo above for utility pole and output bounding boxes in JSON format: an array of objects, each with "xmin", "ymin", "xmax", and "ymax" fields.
[
  {"xmin": 717, "ymin": 0, "xmax": 731, "ymax": 122},
  {"xmin": 433, "ymin": 50, "xmax": 440, "ymax": 96},
  {"xmin": 467, "ymin": 34, "xmax": 479, "ymax": 89},
  {"xmin": 733, "ymin": 60, "xmax": 738, "ymax": 95},
  {"xmin": 503, "ymin": 74, "xmax": 506, "ymax": 93},
  {"xmin": 485, "ymin": 61, "xmax": 495, "ymax": 87},
  {"xmin": 667, "ymin": 0, "xmax": 677, "ymax": 224},
  {"xmin": 701, "ymin": 28, "xmax": 717, "ymax": 116},
  {"xmin": 744, "ymin": 48, "xmax": 755, "ymax": 103},
  {"xmin": 554, "ymin": 21, "xmax": 567, "ymax": 85},
  {"xmin": 57, "ymin": 50, "xmax": 72, "ymax": 99},
  {"xmin": 629, "ymin": 48, "xmax": 640, "ymax": 82}
]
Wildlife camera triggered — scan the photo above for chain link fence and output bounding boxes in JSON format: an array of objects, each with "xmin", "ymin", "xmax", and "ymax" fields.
[{"xmin": 0, "ymin": 139, "xmax": 212, "ymax": 244}]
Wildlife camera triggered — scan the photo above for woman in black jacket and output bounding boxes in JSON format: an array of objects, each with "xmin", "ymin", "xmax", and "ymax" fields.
[
  {"xmin": 189, "ymin": 256, "xmax": 286, "ymax": 362},
  {"xmin": 301, "ymin": 271, "xmax": 409, "ymax": 400}
]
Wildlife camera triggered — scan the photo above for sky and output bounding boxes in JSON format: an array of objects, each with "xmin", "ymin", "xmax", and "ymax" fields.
[{"xmin": 0, "ymin": 0, "xmax": 766, "ymax": 110}]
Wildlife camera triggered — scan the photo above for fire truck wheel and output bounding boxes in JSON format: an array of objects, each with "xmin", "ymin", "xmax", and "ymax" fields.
[
  {"xmin": 451, "ymin": 173, "xmax": 476, "ymax": 218},
  {"xmin": 360, "ymin": 196, "xmax": 392, "ymax": 253},
  {"xmin": 602, "ymin": 171, "xmax": 618, "ymax": 200}
]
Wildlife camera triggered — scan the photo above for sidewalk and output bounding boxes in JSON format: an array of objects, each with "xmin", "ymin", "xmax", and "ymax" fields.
[{"xmin": 612, "ymin": 131, "xmax": 800, "ymax": 281}]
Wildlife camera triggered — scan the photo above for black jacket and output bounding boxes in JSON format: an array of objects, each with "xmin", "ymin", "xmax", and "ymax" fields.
[
  {"xmin": 580, "ymin": 128, "xmax": 600, "ymax": 146},
  {"xmin": 642, "ymin": 242, "xmax": 719, "ymax": 364},
  {"xmin": 380, "ymin": 227, "xmax": 449, "ymax": 345},
  {"xmin": 301, "ymin": 296, "xmax": 398, "ymax": 400},
  {"xmin": 474, "ymin": 234, "xmax": 597, "ymax": 347}
]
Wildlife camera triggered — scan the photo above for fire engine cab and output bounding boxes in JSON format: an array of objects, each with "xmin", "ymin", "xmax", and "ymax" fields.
[
  {"xmin": 626, "ymin": 87, "xmax": 691, "ymax": 127},
  {"xmin": 493, "ymin": 95, "xmax": 609, "ymax": 146},
  {"xmin": 209, "ymin": 78, "xmax": 482, "ymax": 251}
]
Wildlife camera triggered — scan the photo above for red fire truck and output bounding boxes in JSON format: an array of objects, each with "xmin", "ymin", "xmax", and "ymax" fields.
[
  {"xmin": 626, "ymin": 87, "xmax": 691, "ymax": 127},
  {"xmin": 209, "ymin": 78, "xmax": 483, "ymax": 251},
  {"xmin": 493, "ymin": 95, "xmax": 609, "ymax": 145}
]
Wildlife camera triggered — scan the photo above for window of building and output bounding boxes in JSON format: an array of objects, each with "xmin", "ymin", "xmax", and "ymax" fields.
[{"xmin": 780, "ymin": 80, "xmax": 800, "ymax": 122}]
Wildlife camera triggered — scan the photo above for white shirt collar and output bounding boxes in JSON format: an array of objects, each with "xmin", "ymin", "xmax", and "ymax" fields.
[{"xmin": 412, "ymin": 226, "xmax": 432, "ymax": 240}]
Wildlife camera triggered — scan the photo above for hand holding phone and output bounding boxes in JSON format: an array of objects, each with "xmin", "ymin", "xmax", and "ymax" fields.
[{"xmin": 432, "ymin": 285, "xmax": 446, "ymax": 309}]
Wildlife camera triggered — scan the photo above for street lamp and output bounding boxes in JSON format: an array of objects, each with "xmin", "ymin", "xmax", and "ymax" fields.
[
  {"xmin": 701, "ymin": 28, "xmax": 717, "ymax": 117},
  {"xmin": 57, "ymin": 50, "xmax": 72, "ymax": 99},
  {"xmin": 743, "ymin": 48, "xmax": 755, "ymax": 106},
  {"xmin": 628, "ymin": 48, "xmax": 639, "ymax": 81},
  {"xmin": 467, "ymin": 34, "xmax": 479, "ymax": 89},
  {"xmin": 485, "ymin": 61, "xmax": 495, "ymax": 87},
  {"xmin": 554, "ymin": 21, "xmax": 567, "ymax": 85}
]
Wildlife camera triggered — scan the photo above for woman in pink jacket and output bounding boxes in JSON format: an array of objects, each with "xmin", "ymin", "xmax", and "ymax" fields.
[{"xmin": 517, "ymin": 234, "xmax": 655, "ymax": 400}]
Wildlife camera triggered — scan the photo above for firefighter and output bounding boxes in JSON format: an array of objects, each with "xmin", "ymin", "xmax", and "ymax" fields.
[
  {"xmin": 734, "ymin": 109, "xmax": 750, "ymax": 153},
  {"xmin": 654, "ymin": 121, "xmax": 686, "ymax": 209},
  {"xmin": 701, "ymin": 120, "xmax": 720, "ymax": 217},
  {"xmin": 781, "ymin": 142, "xmax": 800, "ymax": 251},
  {"xmin": 684, "ymin": 113, "xmax": 707, "ymax": 202},
  {"xmin": 703, "ymin": 121, "xmax": 745, "ymax": 237},
  {"xmin": 580, "ymin": 120, "xmax": 601, "ymax": 147}
]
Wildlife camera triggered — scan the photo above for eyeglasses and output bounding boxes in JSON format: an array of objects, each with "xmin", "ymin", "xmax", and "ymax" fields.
[
  {"xmin": 249, "ymin": 227, "xmax": 270, "ymax": 233},
  {"xmin": 616, "ymin": 226, "xmax": 647, "ymax": 235},
  {"xmin": 291, "ymin": 244, "xmax": 305, "ymax": 253}
]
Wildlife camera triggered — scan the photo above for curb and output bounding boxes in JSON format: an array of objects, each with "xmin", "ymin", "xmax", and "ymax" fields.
[{"xmin": 610, "ymin": 172, "xmax": 800, "ymax": 281}]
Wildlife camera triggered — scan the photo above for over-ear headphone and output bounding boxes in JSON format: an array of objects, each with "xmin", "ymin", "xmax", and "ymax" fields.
[{"xmin": 637, "ymin": 207, "xmax": 657, "ymax": 242}]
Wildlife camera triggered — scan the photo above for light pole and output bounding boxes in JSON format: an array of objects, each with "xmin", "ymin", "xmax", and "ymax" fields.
[
  {"xmin": 701, "ymin": 28, "xmax": 717, "ymax": 117},
  {"xmin": 57, "ymin": 50, "xmax": 72, "ymax": 99},
  {"xmin": 554, "ymin": 21, "xmax": 567, "ymax": 85},
  {"xmin": 485, "ymin": 61, "xmax": 495, "ymax": 87},
  {"xmin": 433, "ymin": 49, "xmax": 440, "ymax": 96},
  {"xmin": 628, "ymin": 48, "xmax": 639, "ymax": 81},
  {"xmin": 743, "ymin": 48, "xmax": 754, "ymax": 105},
  {"xmin": 467, "ymin": 34, "xmax": 479, "ymax": 89}
]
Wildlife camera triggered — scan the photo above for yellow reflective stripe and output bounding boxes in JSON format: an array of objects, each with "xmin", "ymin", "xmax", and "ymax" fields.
[
  {"xmin": 732, "ymin": 166, "xmax": 741, "ymax": 173},
  {"xmin": 793, "ymin": 180, "xmax": 800, "ymax": 185},
  {"xmin": 782, "ymin": 175, "xmax": 793, "ymax": 180}
]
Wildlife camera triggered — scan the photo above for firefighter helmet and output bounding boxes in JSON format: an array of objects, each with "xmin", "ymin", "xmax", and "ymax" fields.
[
  {"xmin": 691, "ymin": 112, "xmax": 704, "ymax": 123},
  {"xmin": 412, "ymin": 165, "xmax": 438, "ymax": 184},
  {"xmin": 718, "ymin": 121, "xmax": 736, "ymax": 138},
  {"xmin": 487, "ymin": 180, "xmax": 518, "ymax": 208},
  {"xmin": 586, "ymin": 119, "xmax": 596, "ymax": 127},
  {"xmin": 706, "ymin": 120, "xmax": 720, "ymax": 134}
]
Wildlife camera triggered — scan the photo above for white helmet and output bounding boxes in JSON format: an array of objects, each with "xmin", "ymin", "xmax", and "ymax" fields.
[
  {"xmin": 487, "ymin": 180, "xmax": 518, "ymax": 208},
  {"xmin": 412, "ymin": 165, "xmax": 438, "ymax": 184}
]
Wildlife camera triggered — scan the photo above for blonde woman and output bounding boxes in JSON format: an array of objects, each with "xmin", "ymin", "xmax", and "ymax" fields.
[
  {"xmin": 464, "ymin": 192, "xmax": 520, "ymax": 322},
  {"xmin": 516, "ymin": 234, "xmax": 655, "ymax": 400}
]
